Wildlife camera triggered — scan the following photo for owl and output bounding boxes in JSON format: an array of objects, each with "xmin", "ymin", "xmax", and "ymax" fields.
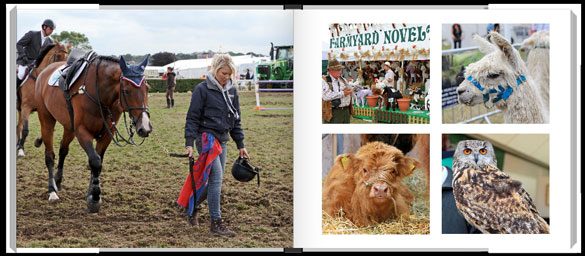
[{"xmin": 452, "ymin": 140, "xmax": 549, "ymax": 234}]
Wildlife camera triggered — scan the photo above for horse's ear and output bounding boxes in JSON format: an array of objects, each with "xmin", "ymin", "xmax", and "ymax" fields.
[
  {"xmin": 139, "ymin": 54, "xmax": 150, "ymax": 71},
  {"xmin": 119, "ymin": 55, "xmax": 128, "ymax": 73},
  {"xmin": 489, "ymin": 31, "xmax": 522, "ymax": 70},
  {"xmin": 67, "ymin": 42, "xmax": 72, "ymax": 50}
]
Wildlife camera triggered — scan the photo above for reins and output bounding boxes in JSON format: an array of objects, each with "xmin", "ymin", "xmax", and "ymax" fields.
[{"xmin": 71, "ymin": 56, "xmax": 147, "ymax": 147}]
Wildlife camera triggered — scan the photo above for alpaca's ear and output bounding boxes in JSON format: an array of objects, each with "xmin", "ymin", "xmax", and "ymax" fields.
[
  {"xmin": 489, "ymin": 31, "xmax": 522, "ymax": 69},
  {"xmin": 473, "ymin": 34, "xmax": 497, "ymax": 54}
]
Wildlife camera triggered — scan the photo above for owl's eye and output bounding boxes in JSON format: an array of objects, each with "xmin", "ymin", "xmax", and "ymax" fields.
[
  {"xmin": 463, "ymin": 148, "xmax": 472, "ymax": 155},
  {"xmin": 479, "ymin": 148, "xmax": 487, "ymax": 154}
]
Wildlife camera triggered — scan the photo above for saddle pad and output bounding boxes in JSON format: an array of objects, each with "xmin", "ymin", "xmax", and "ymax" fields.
[{"xmin": 48, "ymin": 64, "xmax": 67, "ymax": 86}]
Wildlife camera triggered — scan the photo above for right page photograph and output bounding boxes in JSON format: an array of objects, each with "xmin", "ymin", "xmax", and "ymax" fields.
[{"xmin": 294, "ymin": 5, "xmax": 579, "ymax": 253}]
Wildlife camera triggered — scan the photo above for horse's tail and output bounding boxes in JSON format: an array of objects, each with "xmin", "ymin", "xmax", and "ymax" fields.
[{"xmin": 34, "ymin": 138, "xmax": 43, "ymax": 148}]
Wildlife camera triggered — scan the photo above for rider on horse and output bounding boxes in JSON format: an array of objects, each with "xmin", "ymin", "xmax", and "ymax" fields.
[{"xmin": 16, "ymin": 19, "xmax": 56, "ymax": 88}]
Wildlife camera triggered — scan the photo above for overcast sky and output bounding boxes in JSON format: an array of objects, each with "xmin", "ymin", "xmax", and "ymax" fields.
[{"xmin": 16, "ymin": 8, "xmax": 293, "ymax": 56}]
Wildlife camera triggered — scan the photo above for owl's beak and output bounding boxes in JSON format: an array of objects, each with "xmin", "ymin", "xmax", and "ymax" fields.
[{"xmin": 474, "ymin": 153, "xmax": 479, "ymax": 163}]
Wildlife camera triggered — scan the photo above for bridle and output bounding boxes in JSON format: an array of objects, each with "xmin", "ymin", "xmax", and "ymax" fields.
[
  {"xmin": 47, "ymin": 47, "xmax": 68, "ymax": 64},
  {"xmin": 466, "ymin": 75, "xmax": 526, "ymax": 109},
  {"xmin": 119, "ymin": 74, "xmax": 150, "ymax": 144},
  {"xmin": 74, "ymin": 56, "xmax": 149, "ymax": 147}
]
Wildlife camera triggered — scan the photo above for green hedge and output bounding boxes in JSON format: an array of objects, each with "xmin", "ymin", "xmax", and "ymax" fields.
[{"xmin": 147, "ymin": 79, "xmax": 205, "ymax": 93}]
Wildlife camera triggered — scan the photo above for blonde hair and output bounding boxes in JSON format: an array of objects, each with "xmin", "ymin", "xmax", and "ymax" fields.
[{"xmin": 210, "ymin": 54, "xmax": 237, "ymax": 81}]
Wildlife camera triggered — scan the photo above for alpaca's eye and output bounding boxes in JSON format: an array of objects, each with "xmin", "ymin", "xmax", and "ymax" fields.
[
  {"xmin": 479, "ymin": 148, "xmax": 487, "ymax": 155},
  {"xmin": 487, "ymin": 73, "xmax": 500, "ymax": 79},
  {"xmin": 391, "ymin": 169, "xmax": 396, "ymax": 174},
  {"xmin": 463, "ymin": 148, "xmax": 472, "ymax": 155}
]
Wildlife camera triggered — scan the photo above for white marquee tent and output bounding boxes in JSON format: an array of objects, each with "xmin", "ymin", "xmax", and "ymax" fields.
[{"xmin": 159, "ymin": 55, "xmax": 270, "ymax": 79}]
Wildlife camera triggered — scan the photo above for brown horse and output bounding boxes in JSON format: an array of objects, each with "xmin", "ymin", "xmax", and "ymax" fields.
[
  {"xmin": 16, "ymin": 41, "xmax": 71, "ymax": 157},
  {"xmin": 34, "ymin": 53, "xmax": 152, "ymax": 214}
]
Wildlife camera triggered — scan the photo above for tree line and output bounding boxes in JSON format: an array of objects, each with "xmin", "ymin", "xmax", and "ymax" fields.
[{"xmin": 52, "ymin": 30, "xmax": 266, "ymax": 66}]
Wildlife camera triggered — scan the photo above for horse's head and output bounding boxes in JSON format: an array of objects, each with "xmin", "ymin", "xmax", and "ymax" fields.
[
  {"xmin": 119, "ymin": 54, "xmax": 152, "ymax": 137},
  {"xmin": 53, "ymin": 40, "xmax": 71, "ymax": 62},
  {"xmin": 456, "ymin": 32, "xmax": 527, "ymax": 108}
]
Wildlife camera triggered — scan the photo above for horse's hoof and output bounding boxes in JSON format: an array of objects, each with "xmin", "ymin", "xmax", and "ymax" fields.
[
  {"xmin": 86, "ymin": 195, "xmax": 102, "ymax": 214},
  {"xmin": 34, "ymin": 138, "xmax": 42, "ymax": 148},
  {"xmin": 17, "ymin": 149, "xmax": 25, "ymax": 157},
  {"xmin": 48, "ymin": 192, "xmax": 60, "ymax": 202}
]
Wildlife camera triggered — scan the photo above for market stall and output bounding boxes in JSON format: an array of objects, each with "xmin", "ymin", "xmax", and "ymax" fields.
[{"xmin": 325, "ymin": 23, "xmax": 431, "ymax": 123}]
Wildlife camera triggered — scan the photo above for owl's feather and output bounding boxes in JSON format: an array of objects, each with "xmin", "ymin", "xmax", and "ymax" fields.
[{"xmin": 453, "ymin": 164, "xmax": 549, "ymax": 234}]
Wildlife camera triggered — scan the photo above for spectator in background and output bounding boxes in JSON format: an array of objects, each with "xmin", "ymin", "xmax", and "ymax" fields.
[
  {"xmin": 451, "ymin": 24, "xmax": 462, "ymax": 49},
  {"xmin": 245, "ymin": 69, "xmax": 252, "ymax": 80},
  {"xmin": 165, "ymin": 66, "xmax": 176, "ymax": 108},
  {"xmin": 493, "ymin": 23, "xmax": 500, "ymax": 34}
]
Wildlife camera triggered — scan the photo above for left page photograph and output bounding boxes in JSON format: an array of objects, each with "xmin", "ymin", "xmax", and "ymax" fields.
[{"xmin": 7, "ymin": 5, "xmax": 293, "ymax": 250}]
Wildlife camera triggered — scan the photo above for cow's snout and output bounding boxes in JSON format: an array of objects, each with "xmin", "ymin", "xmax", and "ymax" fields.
[{"xmin": 373, "ymin": 184, "xmax": 390, "ymax": 199}]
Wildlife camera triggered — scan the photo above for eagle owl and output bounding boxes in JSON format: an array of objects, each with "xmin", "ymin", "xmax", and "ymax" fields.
[{"xmin": 452, "ymin": 140, "xmax": 549, "ymax": 234}]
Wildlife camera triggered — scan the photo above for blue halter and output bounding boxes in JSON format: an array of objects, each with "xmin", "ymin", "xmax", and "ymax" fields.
[{"xmin": 466, "ymin": 75, "xmax": 526, "ymax": 104}]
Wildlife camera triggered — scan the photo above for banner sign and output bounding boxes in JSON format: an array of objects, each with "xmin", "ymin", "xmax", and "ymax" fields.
[{"xmin": 327, "ymin": 23, "xmax": 430, "ymax": 61}]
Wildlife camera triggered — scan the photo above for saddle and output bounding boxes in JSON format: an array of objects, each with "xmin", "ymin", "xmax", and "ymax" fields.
[
  {"xmin": 57, "ymin": 50, "xmax": 97, "ymax": 91},
  {"xmin": 53, "ymin": 49, "xmax": 98, "ymax": 132}
]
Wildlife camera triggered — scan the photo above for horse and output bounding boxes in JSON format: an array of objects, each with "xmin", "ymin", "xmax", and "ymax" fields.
[
  {"xmin": 34, "ymin": 53, "xmax": 152, "ymax": 214},
  {"xmin": 16, "ymin": 41, "xmax": 71, "ymax": 157}
]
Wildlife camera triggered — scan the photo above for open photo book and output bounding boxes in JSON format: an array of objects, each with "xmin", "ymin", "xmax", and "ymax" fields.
[{"xmin": 6, "ymin": 3, "xmax": 580, "ymax": 253}]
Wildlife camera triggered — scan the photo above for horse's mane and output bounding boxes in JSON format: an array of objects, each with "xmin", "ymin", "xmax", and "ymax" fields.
[
  {"xmin": 98, "ymin": 55, "xmax": 120, "ymax": 64},
  {"xmin": 34, "ymin": 43, "xmax": 57, "ymax": 67}
]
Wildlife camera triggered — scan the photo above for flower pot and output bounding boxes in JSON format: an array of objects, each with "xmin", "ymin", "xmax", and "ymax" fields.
[
  {"xmin": 397, "ymin": 98, "xmax": 410, "ymax": 112},
  {"xmin": 366, "ymin": 96, "xmax": 378, "ymax": 108}
]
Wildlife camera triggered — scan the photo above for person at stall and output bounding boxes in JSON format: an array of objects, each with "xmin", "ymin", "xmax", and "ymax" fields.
[
  {"xmin": 322, "ymin": 59, "xmax": 352, "ymax": 123},
  {"xmin": 383, "ymin": 61, "xmax": 395, "ymax": 88}
]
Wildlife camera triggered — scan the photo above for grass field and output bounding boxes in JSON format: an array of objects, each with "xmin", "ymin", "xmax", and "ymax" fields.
[{"xmin": 15, "ymin": 91, "xmax": 293, "ymax": 248}]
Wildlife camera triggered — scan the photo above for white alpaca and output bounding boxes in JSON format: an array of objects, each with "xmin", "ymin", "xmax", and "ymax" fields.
[
  {"xmin": 456, "ymin": 32, "xmax": 548, "ymax": 124},
  {"xmin": 521, "ymin": 30, "xmax": 549, "ymax": 111}
]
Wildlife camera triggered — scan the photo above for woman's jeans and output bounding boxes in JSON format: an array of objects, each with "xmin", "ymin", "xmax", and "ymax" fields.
[{"xmin": 195, "ymin": 137, "xmax": 227, "ymax": 221}]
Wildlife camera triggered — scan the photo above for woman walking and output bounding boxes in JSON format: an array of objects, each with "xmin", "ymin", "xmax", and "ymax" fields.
[{"xmin": 183, "ymin": 54, "xmax": 249, "ymax": 237}]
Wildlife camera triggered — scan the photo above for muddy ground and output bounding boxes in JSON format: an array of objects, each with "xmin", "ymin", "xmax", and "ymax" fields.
[{"xmin": 15, "ymin": 91, "xmax": 293, "ymax": 248}]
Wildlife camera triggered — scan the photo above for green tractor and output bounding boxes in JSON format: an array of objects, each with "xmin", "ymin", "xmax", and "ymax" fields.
[{"xmin": 256, "ymin": 44, "xmax": 293, "ymax": 89}]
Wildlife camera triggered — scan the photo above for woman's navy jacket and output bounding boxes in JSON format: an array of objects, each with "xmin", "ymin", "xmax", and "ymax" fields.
[{"xmin": 185, "ymin": 78, "xmax": 245, "ymax": 149}]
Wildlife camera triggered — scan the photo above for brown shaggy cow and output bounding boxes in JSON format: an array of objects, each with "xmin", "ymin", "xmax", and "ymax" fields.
[
  {"xmin": 322, "ymin": 141, "xmax": 420, "ymax": 227},
  {"xmin": 360, "ymin": 134, "xmax": 430, "ymax": 196}
]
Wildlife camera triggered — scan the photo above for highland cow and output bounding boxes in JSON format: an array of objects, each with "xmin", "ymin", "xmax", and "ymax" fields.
[{"xmin": 322, "ymin": 141, "xmax": 419, "ymax": 227}]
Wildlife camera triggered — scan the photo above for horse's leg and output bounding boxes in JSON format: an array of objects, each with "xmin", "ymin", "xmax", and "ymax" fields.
[
  {"xmin": 55, "ymin": 129, "xmax": 75, "ymax": 191},
  {"xmin": 76, "ymin": 127, "xmax": 102, "ymax": 215},
  {"xmin": 39, "ymin": 113, "xmax": 59, "ymax": 201},
  {"xmin": 16, "ymin": 105, "xmax": 33, "ymax": 157},
  {"xmin": 95, "ymin": 131, "xmax": 113, "ymax": 164}
]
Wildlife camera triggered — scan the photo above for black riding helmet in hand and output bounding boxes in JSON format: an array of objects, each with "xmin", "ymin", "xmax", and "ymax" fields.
[{"xmin": 232, "ymin": 157, "xmax": 260, "ymax": 187}]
